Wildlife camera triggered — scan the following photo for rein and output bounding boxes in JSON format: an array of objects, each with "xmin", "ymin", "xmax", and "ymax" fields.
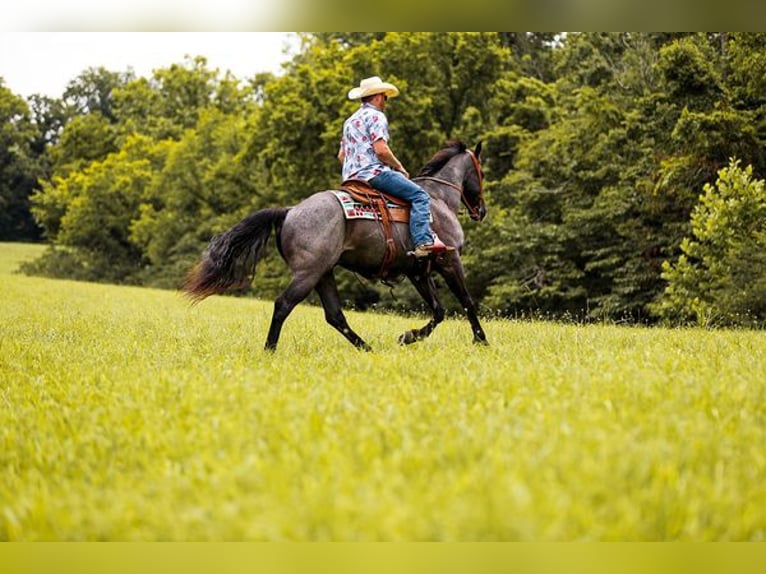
[{"xmin": 413, "ymin": 150, "xmax": 484, "ymax": 219}]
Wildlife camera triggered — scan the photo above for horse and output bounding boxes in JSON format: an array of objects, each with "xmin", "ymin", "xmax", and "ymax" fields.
[{"xmin": 183, "ymin": 140, "xmax": 488, "ymax": 351}]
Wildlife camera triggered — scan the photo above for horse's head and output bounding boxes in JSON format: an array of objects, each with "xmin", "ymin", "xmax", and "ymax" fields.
[
  {"xmin": 462, "ymin": 141, "xmax": 487, "ymax": 222},
  {"xmin": 415, "ymin": 140, "xmax": 488, "ymax": 221}
]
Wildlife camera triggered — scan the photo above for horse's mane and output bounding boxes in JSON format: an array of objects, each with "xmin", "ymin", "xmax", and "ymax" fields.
[{"xmin": 417, "ymin": 140, "xmax": 467, "ymax": 177}]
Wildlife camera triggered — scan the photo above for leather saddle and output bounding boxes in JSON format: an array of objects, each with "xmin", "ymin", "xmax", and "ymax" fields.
[
  {"xmin": 339, "ymin": 179, "xmax": 409, "ymax": 207},
  {"xmin": 338, "ymin": 179, "xmax": 410, "ymax": 223},
  {"xmin": 337, "ymin": 179, "xmax": 410, "ymax": 278}
]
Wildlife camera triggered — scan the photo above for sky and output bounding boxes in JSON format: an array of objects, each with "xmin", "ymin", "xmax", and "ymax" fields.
[
  {"xmin": 0, "ymin": 32, "xmax": 299, "ymax": 99},
  {"xmin": 2, "ymin": 1, "xmax": 292, "ymax": 33}
]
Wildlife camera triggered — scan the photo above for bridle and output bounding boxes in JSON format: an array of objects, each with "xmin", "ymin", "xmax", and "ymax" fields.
[{"xmin": 413, "ymin": 150, "xmax": 485, "ymax": 220}]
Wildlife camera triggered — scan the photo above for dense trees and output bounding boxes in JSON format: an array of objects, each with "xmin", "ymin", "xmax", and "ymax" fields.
[
  {"xmin": 5, "ymin": 33, "xmax": 766, "ymax": 327},
  {"xmin": 0, "ymin": 81, "xmax": 42, "ymax": 241}
]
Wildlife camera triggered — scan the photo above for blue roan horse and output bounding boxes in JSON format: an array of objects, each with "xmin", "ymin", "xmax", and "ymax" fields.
[{"xmin": 183, "ymin": 140, "xmax": 488, "ymax": 351}]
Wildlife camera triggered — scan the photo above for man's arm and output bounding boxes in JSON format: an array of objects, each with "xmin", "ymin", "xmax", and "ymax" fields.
[{"xmin": 373, "ymin": 139, "xmax": 409, "ymax": 178}]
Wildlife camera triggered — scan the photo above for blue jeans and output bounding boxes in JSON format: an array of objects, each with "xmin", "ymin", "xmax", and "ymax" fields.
[{"xmin": 369, "ymin": 171, "xmax": 433, "ymax": 247}]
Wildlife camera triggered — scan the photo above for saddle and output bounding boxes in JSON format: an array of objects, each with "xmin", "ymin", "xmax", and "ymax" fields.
[
  {"xmin": 338, "ymin": 179, "xmax": 410, "ymax": 279},
  {"xmin": 338, "ymin": 179, "xmax": 410, "ymax": 222}
]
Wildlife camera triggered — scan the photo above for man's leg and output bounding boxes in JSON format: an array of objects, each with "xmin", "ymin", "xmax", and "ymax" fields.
[{"xmin": 370, "ymin": 171, "xmax": 433, "ymax": 248}]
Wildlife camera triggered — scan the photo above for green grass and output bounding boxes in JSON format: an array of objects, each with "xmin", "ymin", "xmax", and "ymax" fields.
[{"xmin": 1, "ymin": 242, "xmax": 765, "ymax": 540}]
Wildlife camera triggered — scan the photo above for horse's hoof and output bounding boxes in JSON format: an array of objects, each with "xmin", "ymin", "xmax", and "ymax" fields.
[{"xmin": 398, "ymin": 331, "xmax": 417, "ymax": 345}]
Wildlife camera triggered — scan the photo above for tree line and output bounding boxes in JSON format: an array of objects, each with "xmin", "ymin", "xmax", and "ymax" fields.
[{"xmin": 2, "ymin": 33, "xmax": 766, "ymax": 327}]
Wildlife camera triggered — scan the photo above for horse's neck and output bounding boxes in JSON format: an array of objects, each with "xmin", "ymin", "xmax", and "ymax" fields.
[
  {"xmin": 434, "ymin": 159, "xmax": 464, "ymax": 187},
  {"xmin": 426, "ymin": 158, "xmax": 466, "ymax": 210}
]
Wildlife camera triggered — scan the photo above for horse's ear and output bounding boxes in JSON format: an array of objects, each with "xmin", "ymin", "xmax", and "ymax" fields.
[{"xmin": 474, "ymin": 141, "xmax": 483, "ymax": 158}]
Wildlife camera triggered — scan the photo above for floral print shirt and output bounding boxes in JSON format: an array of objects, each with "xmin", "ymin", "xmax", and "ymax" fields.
[{"xmin": 339, "ymin": 103, "xmax": 391, "ymax": 182}]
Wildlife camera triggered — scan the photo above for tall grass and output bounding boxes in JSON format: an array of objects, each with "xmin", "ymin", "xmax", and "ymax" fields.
[{"xmin": 1, "ymin": 243, "xmax": 764, "ymax": 540}]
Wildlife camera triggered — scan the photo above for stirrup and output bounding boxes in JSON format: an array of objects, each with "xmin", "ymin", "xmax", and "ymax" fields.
[
  {"xmin": 409, "ymin": 240, "xmax": 454, "ymax": 258},
  {"xmin": 412, "ymin": 243, "xmax": 436, "ymax": 258}
]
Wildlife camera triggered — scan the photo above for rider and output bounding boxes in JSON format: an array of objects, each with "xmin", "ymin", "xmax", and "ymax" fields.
[{"xmin": 338, "ymin": 76, "xmax": 446, "ymax": 258}]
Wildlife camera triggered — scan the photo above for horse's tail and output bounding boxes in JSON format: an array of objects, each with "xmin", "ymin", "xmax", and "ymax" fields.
[{"xmin": 182, "ymin": 207, "xmax": 289, "ymax": 304}]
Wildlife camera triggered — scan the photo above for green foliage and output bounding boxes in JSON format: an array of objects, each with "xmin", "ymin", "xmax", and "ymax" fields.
[
  {"xmin": 11, "ymin": 33, "xmax": 766, "ymax": 326},
  {"xmin": 655, "ymin": 160, "xmax": 766, "ymax": 327},
  {"xmin": 2, "ymin": 244, "xmax": 765, "ymax": 540},
  {"xmin": 485, "ymin": 80, "xmax": 662, "ymax": 320},
  {"xmin": 554, "ymin": 32, "xmax": 629, "ymax": 89},
  {"xmin": 26, "ymin": 94, "xmax": 69, "ymax": 154},
  {"xmin": 482, "ymin": 74, "xmax": 556, "ymax": 178},
  {"xmin": 0, "ymin": 82, "xmax": 42, "ymax": 240},
  {"xmin": 376, "ymin": 33, "xmax": 509, "ymax": 148},
  {"xmin": 497, "ymin": 32, "xmax": 557, "ymax": 82},
  {"xmin": 130, "ymin": 109, "xmax": 269, "ymax": 289},
  {"xmin": 484, "ymin": 32, "xmax": 766, "ymax": 324},
  {"xmin": 29, "ymin": 135, "xmax": 167, "ymax": 283},
  {"xmin": 49, "ymin": 113, "xmax": 119, "ymax": 177},
  {"xmin": 671, "ymin": 108, "xmax": 761, "ymax": 166},
  {"xmin": 727, "ymin": 33, "xmax": 766, "ymax": 107},
  {"xmin": 112, "ymin": 56, "xmax": 256, "ymax": 142},
  {"xmin": 151, "ymin": 56, "xmax": 220, "ymax": 132},
  {"xmin": 28, "ymin": 56, "xmax": 265, "ymax": 288},
  {"xmin": 111, "ymin": 77, "xmax": 170, "ymax": 138},
  {"xmin": 248, "ymin": 43, "xmax": 349, "ymax": 195},
  {"xmin": 310, "ymin": 32, "xmax": 388, "ymax": 49},
  {"xmin": 62, "ymin": 66, "xmax": 130, "ymax": 122},
  {"xmin": 657, "ymin": 36, "xmax": 723, "ymax": 106}
]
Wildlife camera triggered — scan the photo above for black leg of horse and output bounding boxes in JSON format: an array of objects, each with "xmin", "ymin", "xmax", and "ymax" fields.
[
  {"xmin": 437, "ymin": 256, "xmax": 488, "ymax": 345},
  {"xmin": 314, "ymin": 271, "xmax": 372, "ymax": 351},
  {"xmin": 398, "ymin": 271, "xmax": 446, "ymax": 345},
  {"xmin": 265, "ymin": 273, "xmax": 319, "ymax": 351}
]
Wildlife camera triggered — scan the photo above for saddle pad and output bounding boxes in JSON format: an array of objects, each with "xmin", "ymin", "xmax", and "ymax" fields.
[{"xmin": 330, "ymin": 190, "xmax": 409, "ymax": 223}]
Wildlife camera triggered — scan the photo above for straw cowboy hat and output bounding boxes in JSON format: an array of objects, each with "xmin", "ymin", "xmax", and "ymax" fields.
[{"xmin": 347, "ymin": 76, "xmax": 400, "ymax": 100}]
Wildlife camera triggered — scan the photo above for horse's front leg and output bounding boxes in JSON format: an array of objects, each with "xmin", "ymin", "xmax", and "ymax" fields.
[
  {"xmin": 437, "ymin": 255, "xmax": 488, "ymax": 345},
  {"xmin": 399, "ymin": 271, "xmax": 445, "ymax": 345}
]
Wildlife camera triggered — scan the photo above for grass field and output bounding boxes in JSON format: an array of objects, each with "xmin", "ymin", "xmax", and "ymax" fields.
[{"xmin": 1, "ymin": 242, "xmax": 764, "ymax": 540}]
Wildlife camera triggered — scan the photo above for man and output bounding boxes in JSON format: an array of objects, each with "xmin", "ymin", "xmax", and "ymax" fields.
[{"xmin": 338, "ymin": 76, "xmax": 445, "ymax": 258}]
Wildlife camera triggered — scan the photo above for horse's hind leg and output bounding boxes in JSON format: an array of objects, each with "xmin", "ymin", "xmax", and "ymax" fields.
[
  {"xmin": 265, "ymin": 272, "xmax": 319, "ymax": 351},
  {"xmin": 315, "ymin": 271, "xmax": 372, "ymax": 351},
  {"xmin": 399, "ymin": 272, "xmax": 445, "ymax": 345}
]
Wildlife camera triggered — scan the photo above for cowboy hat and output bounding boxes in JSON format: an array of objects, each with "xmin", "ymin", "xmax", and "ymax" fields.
[{"xmin": 347, "ymin": 76, "xmax": 400, "ymax": 100}]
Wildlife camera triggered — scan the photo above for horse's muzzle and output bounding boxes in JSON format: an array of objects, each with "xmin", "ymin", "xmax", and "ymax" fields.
[{"xmin": 471, "ymin": 205, "xmax": 487, "ymax": 222}]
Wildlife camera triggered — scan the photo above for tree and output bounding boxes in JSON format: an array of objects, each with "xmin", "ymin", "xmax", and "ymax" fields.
[
  {"xmin": 29, "ymin": 57, "xmax": 262, "ymax": 288},
  {"xmin": 112, "ymin": 56, "xmax": 256, "ymax": 141},
  {"xmin": 654, "ymin": 160, "xmax": 766, "ymax": 327},
  {"xmin": 0, "ymin": 81, "xmax": 42, "ymax": 241},
  {"xmin": 374, "ymin": 33, "xmax": 510, "ymax": 149},
  {"xmin": 151, "ymin": 56, "xmax": 219, "ymax": 134},
  {"xmin": 498, "ymin": 32, "xmax": 557, "ymax": 82},
  {"xmin": 21, "ymin": 32, "xmax": 766, "ymax": 327},
  {"xmin": 29, "ymin": 134, "xmax": 168, "ymax": 283},
  {"xmin": 26, "ymin": 94, "xmax": 69, "ymax": 154},
  {"xmin": 129, "ymin": 109, "xmax": 269, "ymax": 288},
  {"xmin": 62, "ymin": 66, "xmax": 132, "ymax": 123},
  {"xmin": 247, "ymin": 45, "xmax": 350, "ymax": 197},
  {"xmin": 49, "ymin": 113, "xmax": 119, "ymax": 177},
  {"xmin": 36, "ymin": 67, "xmax": 135, "ymax": 179},
  {"xmin": 308, "ymin": 33, "xmax": 387, "ymax": 49},
  {"xmin": 475, "ymin": 33, "xmax": 766, "ymax": 323}
]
